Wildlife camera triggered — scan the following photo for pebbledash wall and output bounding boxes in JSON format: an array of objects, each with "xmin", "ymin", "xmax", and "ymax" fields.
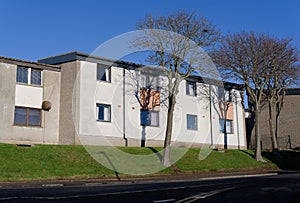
[
  {"xmin": 0, "ymin": 56, "xmax": 61, "ymax": 144},
  {"xmin": 0, "ymin": 52, "xmax": 246, "ymax": 149},
  {"xmin": 247, "ymin": 89, "xmax": 300, "ymax": 150},
  {"xmin": 39, "ymin": 52, "xmax": 246, "ymax": 149}
]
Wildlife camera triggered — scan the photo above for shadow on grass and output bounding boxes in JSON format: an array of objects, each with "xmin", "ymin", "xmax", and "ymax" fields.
[
  {"xmin": 241, "ymin": 150, "xmax": 300, "ymax": 170},
  {"xmin": 99, "ymin": 152, "xmax": 121, "ymax": 181},
  {"xmin": 241, "ymin": 150, "xmax": 255, "ymax": 159},
  {"xmin": 147, "ymin": 147, "xmax": 163, "ymax": 162}
]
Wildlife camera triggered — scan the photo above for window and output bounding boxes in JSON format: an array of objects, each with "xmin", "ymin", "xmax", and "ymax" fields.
[
  {"xmin": 97, "ymin": 64, "xmax": 111, "ymax": 82},
  {"xmin": 16, "ymin": 67, "xmax": 28, "ymax": 83},
  {"xmin": 186, "ymin": 81, "xmax": 196, "ymax": 96},
  {"xmin": 31, "ymin": 69, "xmax": 42, "ymax": 85},
  {"xmin": 96, "ymin": 104, "xmax": 111, "ymax": 122},
  {"xmin": 140, "ymin": 74, "xmax": 159, "ymax": 90},
  {"xmin": 218, "ymin": 88, "xmax": 231, "ymax": 102},
  {"xmin": 187, "ymin": 114, "xmax": 197, "ymax": 130},
  {"xmin": 14, "ymin": 107, "xmax": 41, "ymax": 126},
  {"xmin": 219, "ymin": 119, "xmax": 233, "ymax": 134},
  {"xmin": 140, "ymin": 110, "xmax": 159, "ymax": 127},
  {"xmin": 16, "ymin": 66, "xmax": 42, "ymax": 86}
]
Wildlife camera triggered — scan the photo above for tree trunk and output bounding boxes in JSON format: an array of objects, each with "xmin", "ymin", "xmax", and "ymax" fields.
[
  {"xmin": 254, "ymin": 105, "xmax": 265, "ymax": 162},
  {"xmin": 268, "ymin": 100, "xmax": 278, "ymax": 152},
  {"xmin": 162, "ymin": 94, "xmax": 176, "ymax": 167}
]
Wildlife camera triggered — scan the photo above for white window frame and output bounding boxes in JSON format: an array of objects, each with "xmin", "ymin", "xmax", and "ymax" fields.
[
  {"xmin": 96, "ymin": 103, "xmax": 111, "ymax": 122},
  {"xmin": 140, "ymin": 74, "xmax": 159, "ymax": 91},
  {"xmin": 218, "ymin": 88, "xmax": 231, "ymax": 102},
  {"xmin": 97, "ymin": 64, "xmax": 111, "ymax": 83},
  {"xmin": 219, "ymin": 119, "xmax": 233, "ymax": 134},
  {"xmin": 140, "ymin": 110, "xmax": 159, "ymax": 127},
  {"xmin": 186, "ymin": 81, "xmax": 197, "ymax": 96},
  {"xmin": 16, "ymin": 66, "xmax": 42, "ymax": 86},
  {"xmin": 187, "ymin": 114, "xmax": 198, "ymax": 130}
]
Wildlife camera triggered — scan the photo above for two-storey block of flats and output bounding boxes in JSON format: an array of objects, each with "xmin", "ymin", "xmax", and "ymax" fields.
[{"xmin": 0, "ymin": 52, "xmax": 247, "ymax": 149}]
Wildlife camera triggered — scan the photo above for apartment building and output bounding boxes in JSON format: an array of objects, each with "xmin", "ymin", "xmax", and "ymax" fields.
[
  {"xmin": 39, "ymin": 52, "xmax": 246, "ymax": 149},
  {"xmin": 0, "ymin": 52, "xmax": 246, "ymax": 149}
]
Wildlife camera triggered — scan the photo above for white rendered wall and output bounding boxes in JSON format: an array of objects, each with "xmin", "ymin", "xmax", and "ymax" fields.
[{"xmin": 78, "ymin": 61, "xmax": 246, "ymax": 148}]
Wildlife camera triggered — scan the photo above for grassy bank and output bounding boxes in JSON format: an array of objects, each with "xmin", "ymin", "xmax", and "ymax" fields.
[{"xmin": 0, "ymin": 144, "xmax": 297, "ymax": 181}]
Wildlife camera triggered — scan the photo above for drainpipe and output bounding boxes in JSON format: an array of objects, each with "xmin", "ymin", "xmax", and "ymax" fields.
[
  {"xmin": 234, "ymin": 91, "xmax": 240, "ymax": 150},
  {"xmin": 209, "ymin": 84, "xmax": 213, "ymax": 148},
  {"xmin": 123, "ymin": 67, "xmax": 128, "ymax": 147}
]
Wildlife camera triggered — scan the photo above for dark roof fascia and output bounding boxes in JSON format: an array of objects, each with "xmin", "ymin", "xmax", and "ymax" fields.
[
  {"xmin": 38, "ymin": 51, "xmax": 244, "ymax": 90},
  {"xmin": 38, "ymin": 51, "xmax": 141, "ymax": 70},
  {"xmin": 285, "ymin": 88, "xmax": 300, "ymax": 95},
  {"xmin": 186, "ymin": 75, "xmax": 244, "ymax": 90},
  {"xmin": 0, "ymin": 56, "xmax": 60, "ymax": 72}
]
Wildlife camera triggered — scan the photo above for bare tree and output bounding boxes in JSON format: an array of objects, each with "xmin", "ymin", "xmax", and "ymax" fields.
[
  {"xmin": 133, "ymin": 11, "xmax": 221, "ymax": 166},
  {"xmin": 265, "ymin": 43, "xmax": 299, "ymax": 151},
  {"xmin": 212, "ymin": 32, "xmax": 299, "ymax": 162}
]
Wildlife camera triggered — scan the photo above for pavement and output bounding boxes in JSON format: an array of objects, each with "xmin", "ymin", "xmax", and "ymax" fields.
[{"xmin": 0, "ymin": 168, "xmax": 289, "ymax": 189}]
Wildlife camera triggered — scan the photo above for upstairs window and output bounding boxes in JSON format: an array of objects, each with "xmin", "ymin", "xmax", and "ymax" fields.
[
  {"xmin": 186, "ymin": 81, "xmax": 196, "ymax": 96},
  {"xmin": 218, "ymin": 88, "xmax": 231, "ymax": 102},
  {"xmin": 96, "ymin": 103, "xmax": 111, "ymax": 122},
  {"xmin": 140, "ymin": 74, "xmax": 159, "ymax": 90},
  {"xmin": 16, "ymin": 66, "xmax": 42, "ymax": 86},
  {"xmin": 31, "ymin": 69, "xmax": 42, "ymax": 85},
  {"xmin": 97, "ymin": 64, "xmax": 111, "ymax": 82},
  {"xmin": 16, "ymin": 67, "xmax": 28, "ymax": 83}
]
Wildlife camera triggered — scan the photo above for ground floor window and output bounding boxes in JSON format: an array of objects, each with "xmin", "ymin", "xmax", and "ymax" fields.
[
  {"xmin": 187, "ymin": 114, "xmax": 198, "ymax": 130},
  {"xmin": 140, "ymin": 110, "xmax": 159, "ymax": 127},
  {"xmin": 96, "ymin": 103, "xmax": 111, "ymax": 122},
  {"xmin": 14, "ymin": 107, "xmax": 41, "ymax": 126},
  {"xmin": 219, "ymin": 119, "xmax": 233, "ymax": 134}
]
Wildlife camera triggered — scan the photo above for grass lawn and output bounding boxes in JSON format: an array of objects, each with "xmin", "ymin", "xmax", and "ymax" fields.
[{"xmin": 0, "ymin": 143, "xmax": 297, "ymax": 181}]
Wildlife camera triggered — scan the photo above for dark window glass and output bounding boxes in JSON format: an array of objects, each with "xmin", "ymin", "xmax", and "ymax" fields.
[
  {"xmin": 140, "ymin": 110, "xmax": 159, "ymax": 126},
  {"xmin": 28, "ymin": 109, "xmax": 41, "ymax": 125},
  {"xmin": 31, "ymin": 69, "xmax": 41, "ymax": 85},
  {"xmin": 219, "ymin": 119, "xmax": 233, "ymax": 134},
  {"xmin": 14, "ymin": 107, "xmax": 41, "ymax": 126},
  {"xmin": 97, "ymin": 104, "xmax": 111, "ymax": 122},
  {"xmin": 186, "ymin": 81, "xmax": 196, "ymax": 96},
  {"xmin": 16, "ymin": 67, "xmax": 28, "ymax": 83},
  {"xmin": 14, "ymin": 107, "xmax": 27, "ymax": 125},
  {"xmin": 140, "ymin": 110, "xmax": 149, "ymax": 126},
  {"xmin": 97, "ymin": 65, "xmax": 111, "ymax": 82}
]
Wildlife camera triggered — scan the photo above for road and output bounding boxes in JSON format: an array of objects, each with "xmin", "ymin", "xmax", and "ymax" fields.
[{"xmin": 0, "ymin": 172, "xmax": 299, "ymax": 202}]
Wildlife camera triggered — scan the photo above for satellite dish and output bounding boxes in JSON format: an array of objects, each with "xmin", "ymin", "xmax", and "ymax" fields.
[{"xmin": 42, "ymin": 101, "xmax": 52, "ymax": 111}]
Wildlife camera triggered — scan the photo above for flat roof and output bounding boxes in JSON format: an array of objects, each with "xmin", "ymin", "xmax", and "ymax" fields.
[
  {"xmin": 38, "ymin": 51, "xmax": 141, "ymax": 69},
  {"xmin": 38, "ymin": 51, "xmax": 244, "ymax": 90},
  {"xmin": 0, "ymin": 56, "xmax": 60, "ymax": 72}
]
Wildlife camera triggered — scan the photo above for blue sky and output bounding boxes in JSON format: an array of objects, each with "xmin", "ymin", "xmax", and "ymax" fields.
[{"xmin": 1, "ymin": 0, "xmax": 299, "ymax": 62}]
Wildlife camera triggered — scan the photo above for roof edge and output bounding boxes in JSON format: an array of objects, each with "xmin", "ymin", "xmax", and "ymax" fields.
[{"xmin": 0, "ymin": 56, "xmax": 60, "ymax": 71}]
